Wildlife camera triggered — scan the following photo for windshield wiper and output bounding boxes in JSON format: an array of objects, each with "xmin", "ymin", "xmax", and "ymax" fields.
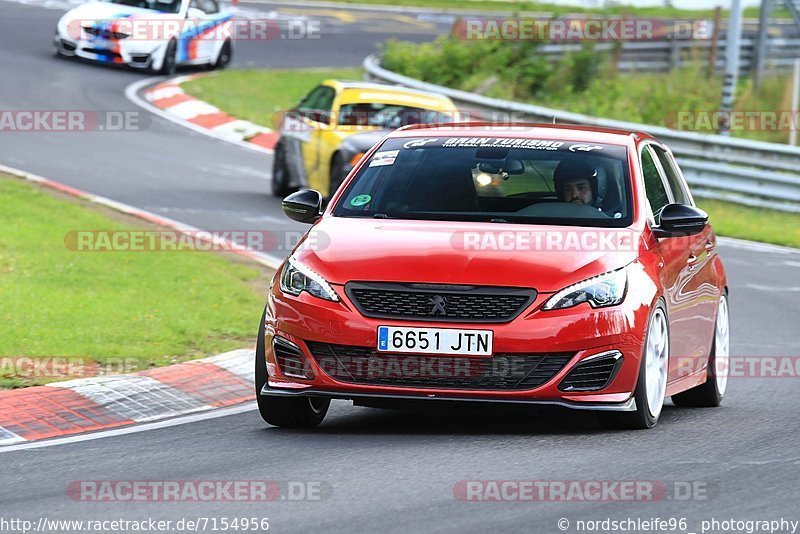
[{"xmin": 373, "ymin": 213, "xmax": 391, "ymax": 219}]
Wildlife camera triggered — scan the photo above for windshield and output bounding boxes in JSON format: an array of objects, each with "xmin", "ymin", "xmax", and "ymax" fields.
[
  {"xmin": 333, "ymin": 137, "xmax": 632, "ymax": 228},
  {"xmin": 101, "ymin": 0, "xmax": 182, "ymax": 14},
  {"xmin": 337, "ymin": 104, "xmax": 452, "ymax": 128}
]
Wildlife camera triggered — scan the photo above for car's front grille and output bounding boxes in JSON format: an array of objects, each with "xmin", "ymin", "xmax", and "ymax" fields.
[
  {"xmin": 274, "ymin": 337, "xmax": 314, "ymax": 380},
  {"xmin": 558, "ymin": 351, "xmax": 623, "ymax": 391},
  {"xmin": 345, "ymin": 282, "xmax": 537, "ymax": 323},
  {"xmin": 83, "ymin": 47, "xmax": 121, "ymax": 59},
  {"xmin": 306, "ymin": 341, "xmax": 572, "ymax": 390}
]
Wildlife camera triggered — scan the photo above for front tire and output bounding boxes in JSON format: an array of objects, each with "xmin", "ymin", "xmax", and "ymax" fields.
[
  {"xmin": 601, "ymin": 301, "xmax": 669, "ymax": 430},
  {"xmin": 328, "ymin": 153, "xmax": 346, "ymax": 199},
  {"xmin": 271, "ymin": 143, "xmax": 295, "ymax": 197},
  {"xmin": 672, "ymin": 293, "xmax": 729, "ymax": 407},
  {"xmin": 255, "ymin": 309, "xmax": 329, "ymax": 428},
  {"xmin": 158, "ymin": 39, "xmax": 177, "ymax": 75},
  {"xmin": 212, "ymin": 39, "xmax": 232, "ymax": 70}
]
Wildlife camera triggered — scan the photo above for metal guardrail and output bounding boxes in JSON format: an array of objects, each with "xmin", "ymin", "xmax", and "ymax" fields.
[
  {"xmin": 537, "ymin": 38, "xmax": 800, "ymax": 73},
  {"xmin": 363, "ymin": 54, "xmax": 800, "ymax": 213}
]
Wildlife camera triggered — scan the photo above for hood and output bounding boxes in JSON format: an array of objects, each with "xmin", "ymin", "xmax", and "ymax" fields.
[
  {"xmin": 341, "ymin": 130, "xmax": 390, "ymax": 153},
  {"xmin": 62, "ymin": 1, "xmax": 175, "ymax": 21},
  {"xmin": 293, "ymin": 217, "xmax": 640, "ymax": 293}
]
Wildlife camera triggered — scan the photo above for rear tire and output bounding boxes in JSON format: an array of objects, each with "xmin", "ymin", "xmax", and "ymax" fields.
[
  {"xmin": 600, "ymin": 301, "xmax": 669, "ymax": 430},
  {"xmin": 255, "ymin": 309, "xmax": 329, "ymax": 428},
  {"xmin": 271, "ymin": 143, "xmax": 295, "ymax": 198},
  {"xmin": 672, "ymin": 293, "xmax": 729, "ymax": 407}
]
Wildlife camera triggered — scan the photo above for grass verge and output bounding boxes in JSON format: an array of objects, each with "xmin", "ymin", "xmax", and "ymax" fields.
[
  {"xmin": 182, "ymin": 67, "xmax": 362, "ymax": 127},
  {"xmin": 180, "ymin": 68, "xmax": 800, "ymax": 249},
  {"xmin": 0, "ymin": 174, "xmax": 271, "ymax": 388},
  {"xmin": 697, "ymin": 198, "xmax": 800, "ymax": 249},
  {"xmin": 383, "ymin": 37, "xmax": 795, "ymax": 144}
]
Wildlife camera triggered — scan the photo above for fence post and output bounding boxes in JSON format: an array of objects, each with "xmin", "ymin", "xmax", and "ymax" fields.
[
  {"xmin": 719, "ymin": 0, "xmax": 744, "ymax": 136},
  {"xmin": 708, "ymin": 6, "xmax": 722, "ymax": 77},
  {"xmin": 754, "ymin": 0, "xmax": 773, "ymax": 88},
  {"xmin": 791, "ymin": 58, "xmax": 800, "ymax": 146},
  {"xmin": 669, "ymin": 37, "xmax": 680, "ymax": 70}
]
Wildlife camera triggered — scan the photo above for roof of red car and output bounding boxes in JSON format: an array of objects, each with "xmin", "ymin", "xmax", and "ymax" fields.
[{"xmin": 388, "ymin": 122, "xmax": 654, "ymax": 145}]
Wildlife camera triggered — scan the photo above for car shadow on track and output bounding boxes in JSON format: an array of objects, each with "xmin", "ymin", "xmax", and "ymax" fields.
[{"xmin": 259, "ymin": 402, "xmax": 688, "ymax": 436}]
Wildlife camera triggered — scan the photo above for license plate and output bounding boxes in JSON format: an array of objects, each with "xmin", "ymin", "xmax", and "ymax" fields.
[{"xmin": 377, "ymin": 326, "xmax": 493, "ymax": 356}]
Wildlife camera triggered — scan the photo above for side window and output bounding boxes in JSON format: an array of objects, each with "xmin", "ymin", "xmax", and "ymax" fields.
[
  {"xmin": 651, "ymin": 146, "xmax": 690, "ymax": 205},
  {"xmin": 189, "ymin": 0, "xmax": 215, "ymax": 13},
  {"xmin": 297, "ymin": 86, "xmax": 336, "ymax": 123},
  {"xmin": 641, "ymin": 147, "xmax": 671, "ymax": 223}
]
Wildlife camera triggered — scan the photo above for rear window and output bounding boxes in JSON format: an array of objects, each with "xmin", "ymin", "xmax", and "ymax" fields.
[{"xmin": 333, "ymin": 137, "xmax": 632, "ymax": 228}]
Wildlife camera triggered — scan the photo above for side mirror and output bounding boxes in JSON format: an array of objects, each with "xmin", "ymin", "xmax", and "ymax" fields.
[
  {"xmin": 653, "ymin": 203, "xmax": 708, "ymax": 238},
  {"xmin": 282, "ymin": 189, "xmax": 323, "ymax": 224}
]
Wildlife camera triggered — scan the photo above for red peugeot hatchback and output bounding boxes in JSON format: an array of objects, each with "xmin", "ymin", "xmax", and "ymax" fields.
[{"xmin": 255, "ymin": 123, "xmax": 730, "ymax": 430}]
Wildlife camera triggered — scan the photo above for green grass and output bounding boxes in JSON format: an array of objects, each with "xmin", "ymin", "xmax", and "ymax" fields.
[
  {"xmin": 0, "ymin": 175, "xmax": 270, "ymax": 388},
  {"xmin": 383, "ymin": 37, "xmax": 796, "ymax": 144},
  {"xmin": 182, "ymin": 68, "xmax": 362, "ymax": 128},
  {"xmin": 297, "ymin": 0, "xmax": 773, "ymax": 18},
  {"xmin": 698, "ymin": 198, "xmax": 800, "ymax": 249}
]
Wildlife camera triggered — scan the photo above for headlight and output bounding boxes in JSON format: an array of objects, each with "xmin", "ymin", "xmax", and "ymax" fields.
[
  {"xmin": 280, "ymin": 257, "xmax": 339, "ymax": 302},
  {"xmin": 543, "ymin": 267, "xmax": 628, "ymax": 311}
]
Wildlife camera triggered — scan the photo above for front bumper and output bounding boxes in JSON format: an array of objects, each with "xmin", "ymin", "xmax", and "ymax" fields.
[
  {"xmin": 54, "ymin": 33, "xmax": 162, "ymax": 70},
  {"xmin": 261, "ymin": 382, "xmax": 638, "ymax": 412},
  {"xmin": 262, "ymin": 269, "xmax": 654, "ymax": 411}
]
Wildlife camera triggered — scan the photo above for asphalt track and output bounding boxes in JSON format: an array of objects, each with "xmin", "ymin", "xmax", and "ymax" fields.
[{"xmin": 1, "ymin": 1, "xmax": 799, "ymax": 532}]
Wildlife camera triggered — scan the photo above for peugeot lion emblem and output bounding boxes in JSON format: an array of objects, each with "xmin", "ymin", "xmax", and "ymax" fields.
[{"xmin": 430, "ymin": 295, "xmax": 447, "ymax": 315}]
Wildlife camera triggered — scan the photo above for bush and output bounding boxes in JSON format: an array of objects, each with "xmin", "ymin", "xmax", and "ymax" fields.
[{"xmin": 380, "ymin": 37, "xmax": 792, "ymax": 142}]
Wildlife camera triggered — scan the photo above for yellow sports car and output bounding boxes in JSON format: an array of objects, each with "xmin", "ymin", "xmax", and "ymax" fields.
[{"xmin": 271, "ymin": 80, "xmax": 458, "ymax": 198}]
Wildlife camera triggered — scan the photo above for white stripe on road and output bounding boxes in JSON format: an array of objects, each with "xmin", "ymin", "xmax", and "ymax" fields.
[
  {"xmin": 146, "ymin": 85, "xmax": 184, "ymax": 101},
  {"xmin": 0, "ymin": 426, "xmax": 26, "ymax": 446},
  {"xmin": 164, "ymin": 99, "xmax": 221, "ymax": 120},
  {"xmin": 211, "ymin": 119, "xmax": 270, "ymax": 141},
  {"xmin": 48, "ymin": 375, "xmax": 212, "ymax": 423},
  {"xmin": 201, "ymin": 348, "xmax": 255, "ymax": 384},
  {"xmin": 0, "ymin": 403, "xmax": 258, "ymax": 453}
]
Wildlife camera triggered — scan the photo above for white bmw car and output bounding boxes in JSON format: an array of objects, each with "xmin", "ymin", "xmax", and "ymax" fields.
[{"xmin": 54, "ymin": 0, "xmax": 234, "ymax": 73}]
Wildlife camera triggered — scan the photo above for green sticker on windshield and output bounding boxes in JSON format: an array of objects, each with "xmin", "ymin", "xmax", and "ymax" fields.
[{"xmin": 350, "ymin": 194, "xmax": 372, "ymax": 207}]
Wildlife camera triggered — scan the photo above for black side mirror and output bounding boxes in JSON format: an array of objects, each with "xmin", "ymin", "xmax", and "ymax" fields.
[
  {"xmin": 653, "ymin": 203, "xmax": 708, "ymax": 238},
  {"xmin": 282, "ymin": 189, "xmax": 323, "ymax": 224}
]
